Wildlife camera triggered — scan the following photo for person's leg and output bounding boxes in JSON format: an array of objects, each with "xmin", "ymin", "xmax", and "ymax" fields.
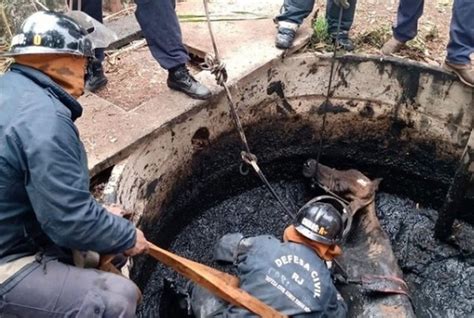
[
  {"xmin": 134, "ymin": 0, "xmax": 211, "ymax": 99},
  {"xmin": 444, "ymin": 0, "xmax": 474, "ymax": 87},
  {"xmin": 77, "ymin": 0, "xmax": 108, "ymax": 91},
  {"xmin": 382, "ymin": 0, "xmax": 424, "ymax": 55},
  {"xmin": 274, "ymin": 0, "xmax": 316, "ymax": 49},
  {"xmin": 78, "ymin": 0, "xmax": 105, "ymax": 62},
  {"xmin": 0, "ymin": 259, "xmax": 139, "ymax": 318},
  {"xmin": 326, "ymin": 0, "xmax": 357, "ymax": 51},
  {"xmin": 275, "ymin": 0, "xmax": 316, "ymax": 25},
  {"xmin": 392, "ymin": 0, "xmax": 424, "ymax": 43},
  {"xmin": 134, "ymin": 0, "xmax": 189, "ymax": 70},
  {"xmin": 446, "ymin": 0, "xmax": 473, "ymax": 64}
]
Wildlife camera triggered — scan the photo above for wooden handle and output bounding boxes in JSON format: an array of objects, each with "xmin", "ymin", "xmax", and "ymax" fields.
[{"xmin": 147, "ymin": 243, "xmax": 286, "ymax": 318}]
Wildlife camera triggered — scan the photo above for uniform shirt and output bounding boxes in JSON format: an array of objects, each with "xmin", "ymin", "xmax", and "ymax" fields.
[
  {"xmin": 0, "ymin": 64, "xmax": 136, "ymax": 273},
  {"xmin": 210, "ymin": 233, "xmax": 347, "ymax": 317}
]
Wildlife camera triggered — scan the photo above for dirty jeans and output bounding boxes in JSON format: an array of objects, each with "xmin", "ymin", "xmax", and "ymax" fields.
[
  {"xmin": 393, "ymin": 0, "xmax": 474, "ymax": 64},
  {"xmin": 275, "ymin": 0, "xmax": 357, "ymax": 38},
  {"xmin": 135, "ymin": 0, "xmax": 190, "ymax": 70},
  {"xmin": 0, "ymin": 259, "xmax": 139, "ymax": 318}
]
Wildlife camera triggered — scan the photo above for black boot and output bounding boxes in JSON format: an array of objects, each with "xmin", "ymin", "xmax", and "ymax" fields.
[
  {"xmin": 85, "ymin": 60, "xmax": 108, "ymax": 92},
  {"xmin": 331, "ymin": 32, "xmax": 355, "ymax": 51},
  {"xmin": 167, "ymin": 65, "xmax": 211, "ymax": 100}
]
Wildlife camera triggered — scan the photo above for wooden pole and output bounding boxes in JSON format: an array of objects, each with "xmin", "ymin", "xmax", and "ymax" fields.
[{"xmin": 147, "ymin": 243, "xmax": 287, "ymax": 318}]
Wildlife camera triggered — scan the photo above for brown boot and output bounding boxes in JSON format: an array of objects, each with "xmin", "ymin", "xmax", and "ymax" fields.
[
  {"xmin": 443, "ymin": 61, "xmax": 474, "ymax": 88},
  {"xmin": 381, "ymin": 37, "xmax": 405, "ymax": 55}
]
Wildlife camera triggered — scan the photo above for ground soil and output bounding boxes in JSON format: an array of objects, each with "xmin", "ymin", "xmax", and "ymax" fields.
[
  {"xmin": 95, "ymin": 44, "xmax": 200, "ymax": 111},
  {"xmin": 94, "ymin": 0, "xmax": 464, "ymax": 110},
  {"xmin": 311, "ymin": 0, "xmax": 459, "ymax": 66}
]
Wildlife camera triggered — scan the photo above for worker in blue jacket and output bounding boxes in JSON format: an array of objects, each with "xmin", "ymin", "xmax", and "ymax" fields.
[
  {"xmin": 0, "ymin": 11, "xmax": 149, "ymax": 317},
  {"xmin": 189, "ymin": 200, "xmax": 348, "ymax": 317}
]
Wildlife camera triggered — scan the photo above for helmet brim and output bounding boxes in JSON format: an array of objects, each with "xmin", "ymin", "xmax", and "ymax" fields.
[
  {"xmin": 295, "ymin": 224, "xmax": 335, "ymax": 245},
  {"xmin": 0, "ymin": 46, "xmax": 90, "ymax": 58}
]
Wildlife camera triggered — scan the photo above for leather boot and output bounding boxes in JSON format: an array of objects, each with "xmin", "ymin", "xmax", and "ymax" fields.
[
  {"xmin": 85, "ymin": 59, "xmax": 108, "ymax": 92},
  {"xmin": 444, "ymin": 61, "xmax": 474, "ymax": 88},
  {"xmin": 167, "ymin": 65, "xmax": 211, "ymax": 100},
  {"xmin": 381, "ymin": 37, "xmax": 405, "ymax": 55}
]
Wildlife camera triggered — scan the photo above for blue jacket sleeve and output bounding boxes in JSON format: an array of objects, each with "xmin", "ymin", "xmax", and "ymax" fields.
[{"xmin": 20, "ymin": 112, "xmax": 136, "ymax": 254}]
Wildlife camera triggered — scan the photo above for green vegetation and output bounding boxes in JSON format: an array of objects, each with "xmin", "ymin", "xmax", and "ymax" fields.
[{"xmin": 312, "ymin": 16, "xmax": 329, "ymax": 44}]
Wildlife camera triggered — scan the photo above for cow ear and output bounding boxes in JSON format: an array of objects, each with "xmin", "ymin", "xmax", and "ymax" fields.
[
  {"xmin": 371, "ymin": 178, "xmax": 383, "ymax": 191},
  {"xmin": 348, "ymin": 198, "xmax": 367, "ymax": 216}
]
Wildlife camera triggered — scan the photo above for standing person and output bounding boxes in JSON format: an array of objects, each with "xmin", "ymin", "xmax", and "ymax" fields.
[
  {"xmin": 381, "ymin": 0, "xmax": 474, "ymax": 87},
  {"xmin": 188, "ymin": 200, "xmax": 348, "ymax": 317},
  {"xmin": 72, "ymin": 0, "xmax": 108, "ymax": 91},
  {"xmin": 0, "ymin": 11, "xmax": 149, "ymax": 317},
  {"xmin": 77, "ymin": 0, "xmax": 212, "ymax": 99},
  {"xmin": 134, "ymin": 0, "xmax": 211, "ymax": 99},
  {"xmin": 275, "ymin": 0, "xmax": 357, "ymax": 51}
]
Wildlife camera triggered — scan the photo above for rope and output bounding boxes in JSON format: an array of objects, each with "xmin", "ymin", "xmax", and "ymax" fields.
[
  {"xmin": 201, "ymin": 0, "xmax": 295, "ymax": 219},
  {"xmin": 314, "ymin": 6, "xmax": 344, "ymax": 181}
]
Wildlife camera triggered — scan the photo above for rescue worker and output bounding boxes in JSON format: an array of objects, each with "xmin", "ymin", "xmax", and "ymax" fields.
[
  {"xmin": 188, "ymin": 200, "xmax": 348, "ymax": 317},
  {"xmin": 381, "ymin": 0, "xmax": 474, "ymax": 88},
  {"xmin": 76, "ymin": 0, "xmax": 212, "ymax": 99},
  {"xmin": 0, "ymin": 11, "xmax": 149, "ymax": 317},
  {"xmin": 275, "ymin": 0, "xmax": 357, "ymax": 51}
]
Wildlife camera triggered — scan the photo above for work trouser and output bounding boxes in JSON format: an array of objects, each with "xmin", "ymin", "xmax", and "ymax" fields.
[
  {"xmin": 135, "ymin": 0, "xmax": 190, "ymax": 70},
  {"xmin": 72, "ymin": 0, "xmax": 105, "ymax": 62},
  {"xmin": 393, "ymin": 0, "xmax": 474, "ymax": 64},
  {"xmin": 0, "ymin": 259, "xmax": 139, "ymax": 318},
  {"xmin": 275, "ymin": 0, "xmax": 357, "ymax": 38}
]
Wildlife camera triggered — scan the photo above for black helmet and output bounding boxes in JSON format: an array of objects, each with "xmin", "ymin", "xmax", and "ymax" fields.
[
  {"xmin": 294, "ymin": 196, "xmax": 350, "ymax": 245},
  {"xmin": 2, "ymin": 11, "xmax": 94, "ymax": 57}
]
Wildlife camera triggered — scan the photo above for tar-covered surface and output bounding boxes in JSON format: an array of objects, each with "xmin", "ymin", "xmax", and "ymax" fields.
[
  {"xmin": 131, "ymin": 117, "xmax": 471, "ymax": 317},
  {"xmin": 135, "ymin": 179, "xmax": 473, "ymax": 318}
]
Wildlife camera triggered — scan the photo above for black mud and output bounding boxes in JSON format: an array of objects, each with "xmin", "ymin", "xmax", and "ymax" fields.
[
  {"xmin": 135, "ymin": 179, "xmax": 473, "ymax": 318},
  {"xmin": 131, "ymin": 117, "xmax": 471, "ymax": 317},
  {"xmin": 376, "ymin": 193, "xmax": 474, "ymax": 318}
]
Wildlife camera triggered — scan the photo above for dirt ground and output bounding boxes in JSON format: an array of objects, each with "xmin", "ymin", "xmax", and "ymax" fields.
[
  {"xmin": 96, "ymin": 42, "xmax": 200, "ymax": 111},
  {"xmin": 313, "ymin": 0, "xmax": 456, "ymax": 66},
  {"xmin": 95, "ymin": 0, "xmax": 459, "ymax": 108}
]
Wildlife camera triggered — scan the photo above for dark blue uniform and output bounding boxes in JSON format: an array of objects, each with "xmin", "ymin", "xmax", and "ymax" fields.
[
  {"xmin": 79, "ymin": 0, "xmax": 189, "ymax": 70},
  {"xmin": 0, "ymin": 64, "xmax": 138, "ymax": 317},
  {"xmin": 191, "ymin": 233, "xmax": 347, "ymax": 317},
  {"xmin": 0, "ymin": 64, "xmax": 136, "ymax": 265}
]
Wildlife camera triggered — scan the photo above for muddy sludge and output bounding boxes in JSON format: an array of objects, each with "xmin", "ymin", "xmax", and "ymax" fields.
[
  {"xmin": 125, "ymin": 117, "xmax": 472, "ymax": 317},
  {"xmin": 133, "ymin": 178, "xmax": 473, "ymax": 318}
]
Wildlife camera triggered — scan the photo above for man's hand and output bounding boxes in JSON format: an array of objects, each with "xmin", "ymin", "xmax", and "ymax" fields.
[
  {"xmin": 125, "ymin": 229, "xmax": 149, "ymax": 256},
  {"xmin": 333, "ymin": 0, "xmax": 350, "ymax": 9},
  {"xmin": 104, "ymin": 203, "xmax": 133, "ymax": 219}
]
